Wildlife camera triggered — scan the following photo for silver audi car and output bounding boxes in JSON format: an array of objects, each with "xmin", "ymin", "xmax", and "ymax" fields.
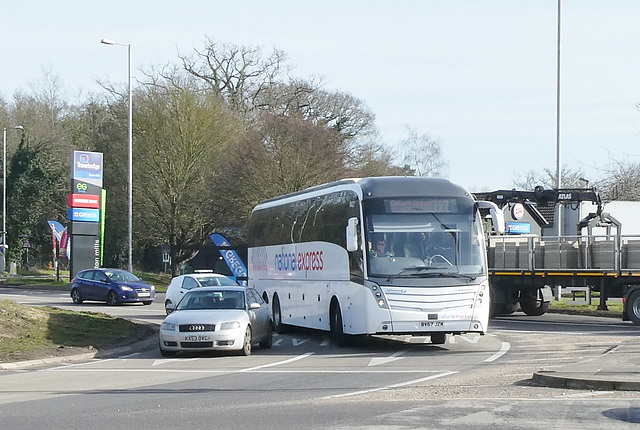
[{"xmin": 159, "ymin": 286, "xmax": 272, "ymax": 356}]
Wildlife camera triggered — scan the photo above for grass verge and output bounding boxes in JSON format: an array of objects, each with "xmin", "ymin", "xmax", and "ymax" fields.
[
  {"xmin": 0, "ymin": 270, "xmax": 172, "ymax": 292},
  {"xmin": 549, "ymin": 297, "xmax": 623, "ymax": 319},
  {"xmin": 0, "ymin": 299, "xmax": 150, "ymax": 364}
]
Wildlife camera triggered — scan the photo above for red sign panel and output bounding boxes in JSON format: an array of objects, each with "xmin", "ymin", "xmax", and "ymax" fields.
[{"xmin": 68, "ymin": 193, "xmax": 100, "ymax": 209}]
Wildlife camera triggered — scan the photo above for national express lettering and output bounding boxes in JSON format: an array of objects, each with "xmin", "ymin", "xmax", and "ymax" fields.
[{"xmin": 275, "ymin": 249, "xmax": 324, "ymax": 271}]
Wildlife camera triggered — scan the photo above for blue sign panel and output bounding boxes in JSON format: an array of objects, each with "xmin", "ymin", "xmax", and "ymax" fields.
[
  {"xmin": 506, "ymin": 222, "xmax": 531, "ymax": 234},
  {"xmin": 210, "ymin": 233, "xmax": 247, "ymax": 285},
  {"xmin": 73, "ymin": 151, "xmax": 103, "ymax": 187},
  {"xmin": 67, "ymin": 208, "xmax": 100, "ymax": 223}
]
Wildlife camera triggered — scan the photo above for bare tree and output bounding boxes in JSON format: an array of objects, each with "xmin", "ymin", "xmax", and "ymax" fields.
[
  {"xmin": 256, "ymin": 112, "xmax": 349, "ymax": 193},
  {"xmin": 183, "ymin": 38, "xmax": 377, "ymax": 142},
  {"xmin": 598, "ymin": 159, "xmax": 640, "ymax": 201},
  {"xmin": 181, "ymin": 37, "xmax": 288, "ymax": 114},
  {"xmin": 512, "ymin": 166, "xmax": 589, "ymax": 190},
  {"xmin": 263, "ymin": 80, "xmax": 375, "ymax": 138},
  {"xmin": 348, "ymin": 133, "xmax": 407, "ymax": 177},
  {"xmin": 399, "ymin": 127, "xmax": 447, "ymax": 177}
]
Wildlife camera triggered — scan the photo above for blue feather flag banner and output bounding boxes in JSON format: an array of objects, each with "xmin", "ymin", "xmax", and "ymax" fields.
[{"xmin": 209, "ymin": 233, "xmax": 247, "ymax": 285}]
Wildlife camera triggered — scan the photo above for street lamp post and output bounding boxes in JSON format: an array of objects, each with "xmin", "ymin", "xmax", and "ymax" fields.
[
  {"xmin": 101, "ymin": 38, "xmax": 133, "ymax": 273},
  {"xmin": 2, "ymin": 125, "xmax": 23, "ymax": 272},
  {"xmin": 555, "ymin": 0, "xmax": 562, "ymax": 191}
]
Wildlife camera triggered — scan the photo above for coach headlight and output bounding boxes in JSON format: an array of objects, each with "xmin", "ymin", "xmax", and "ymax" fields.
[
  {"xmin": 476, "ymin": 282, "xmax": 488, "ymax": 307},
  {"xmin": 365, "ymin": 281, "xmax": 388, "ymax": 308}
]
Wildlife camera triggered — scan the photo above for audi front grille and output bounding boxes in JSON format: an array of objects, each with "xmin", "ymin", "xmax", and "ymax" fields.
[{"xmin": 179, "ymin": 324, "xmax": 216, "ymax": 332}]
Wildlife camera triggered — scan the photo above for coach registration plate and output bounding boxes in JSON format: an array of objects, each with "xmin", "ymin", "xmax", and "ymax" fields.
[{"xmin": 421, "ymin": 321, "xmax": 443, "ymax": 327}]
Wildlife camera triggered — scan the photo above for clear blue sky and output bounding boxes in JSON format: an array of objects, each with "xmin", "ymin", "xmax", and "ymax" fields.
[{"xmin": 2, "ymin": 0, "xmax": 639, "ymax": 191}]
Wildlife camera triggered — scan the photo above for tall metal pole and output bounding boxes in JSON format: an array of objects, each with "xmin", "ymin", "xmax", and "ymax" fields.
[
  {"xmin": 101, "ymin": 38, "xmax": 133, "ymax": 272},
  {"xmin": 2, "ymin": 127, "xmax": 6, "ymax": 255},
  {"xmin": 555, "ymin": 0, "xmax": 562, "ymax": 189},
  {"xmin": 555, "ymin": 0, "xmax": 562, "ymax": 235},
  {"xmin": 127, "ymin": 43, "xmax": 133, "ymax": 273}
]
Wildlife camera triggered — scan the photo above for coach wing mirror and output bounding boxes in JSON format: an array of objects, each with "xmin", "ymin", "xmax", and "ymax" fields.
[
  {"xmin": 346, "ymin": 217, "xmax": 359, "ymax": 252},
  {"xmin": 476, "ymin": 201, "xmax": 505, "ymax": 234}
]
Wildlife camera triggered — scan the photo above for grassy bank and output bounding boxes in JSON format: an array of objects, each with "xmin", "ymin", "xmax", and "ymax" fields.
[{"xmin": 0, "ymin": 299, "xmax": 150, "ymax": 363}]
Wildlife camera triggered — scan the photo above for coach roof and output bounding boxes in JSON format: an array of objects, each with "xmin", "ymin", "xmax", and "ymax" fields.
[
  {"xmin": 356, "ymin": 177, "xmax": 471, "ymax": 200},
  {"xmin": 254, "ymin": 176, "xmax": 472, "ymax": 209}
]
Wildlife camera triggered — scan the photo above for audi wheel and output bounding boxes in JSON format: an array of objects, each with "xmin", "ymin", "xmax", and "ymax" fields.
[{"xmin": 240, "ymin": 326, "xmax": 252, "ymax": 356}]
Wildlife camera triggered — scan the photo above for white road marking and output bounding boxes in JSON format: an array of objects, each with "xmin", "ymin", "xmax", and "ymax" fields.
[
  {"xmin": 47, "ymin": 358, "xmax": 116, "ymax": 371},
  {"xmin": 457, "ymin": 334, "xmax": 481, "ymax": 344},
  {"xmin": 292, "ymin": 338, "xmax": 310, "ymax": 347},
  {"xmin": 368, "ymin": 350, "xmax": 406, "ymax": 367},
  {"xmin": 323, "ymin": 371, "xmax": 458, "ymax": 399},
  {"xmin": 121, "ymin": 352, "xmax": 143, "ymax": 359},
  {"xmin": 484, "ymin": 341, "xmax": 510, "ymax": 363},
  {"xmin": 239, "ymin": 352, "xmax": 314, "ymax": 372},
  {"xmin": 152, "ymin": 357, "xmax": 200, "ymax": 366}
]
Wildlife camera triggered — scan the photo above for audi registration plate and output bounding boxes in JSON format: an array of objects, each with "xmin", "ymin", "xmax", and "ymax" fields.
[{"xmin": 184, "ymin": 335, "xmax": 210, "ymax": 341}]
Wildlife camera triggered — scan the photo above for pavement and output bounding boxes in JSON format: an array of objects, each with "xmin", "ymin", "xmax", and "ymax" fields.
[{"xmin": 531, "ymin": 340, "xmax": 640, "ymax": 391}]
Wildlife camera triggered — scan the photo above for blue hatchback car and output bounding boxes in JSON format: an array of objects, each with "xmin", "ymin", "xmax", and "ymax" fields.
[{"xmin": 70, "ymin": 268, "xmax": 156, "ymax": 305}]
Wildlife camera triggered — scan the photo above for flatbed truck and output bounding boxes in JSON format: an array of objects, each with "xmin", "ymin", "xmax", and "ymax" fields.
[{"xmin": 474, "ymin": 187, "xmax": 640, "ymax": 325}]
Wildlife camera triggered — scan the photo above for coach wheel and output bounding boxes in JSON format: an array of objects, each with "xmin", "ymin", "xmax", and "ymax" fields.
[
  {"xmin": 272, "ymin": 294, "xmax": 287, "ymax": 334},
  {"xmin": 330, "ymin": 300, "xmax": 350, "ymax": 347},
  {"xmin": 431, "ymin": 333, "xmax": 447, "ymax": 345},
  {"xmin": 627, "ymin": 289, "xmax": 640, "ymax": 326}
]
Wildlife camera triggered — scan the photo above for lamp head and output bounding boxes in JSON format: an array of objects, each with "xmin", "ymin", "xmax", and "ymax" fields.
[{"xmin": 101, "ymin": 38, "xmax": 116, "ymax": 46}]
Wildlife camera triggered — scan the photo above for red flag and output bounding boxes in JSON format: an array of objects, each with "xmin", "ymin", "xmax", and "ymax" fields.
[{"xmin": 60, "ymin": 229, "xmax": 69, "ymax": 259}]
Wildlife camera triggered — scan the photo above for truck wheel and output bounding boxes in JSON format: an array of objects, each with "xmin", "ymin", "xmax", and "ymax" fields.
[
  {"xmin": 627, "ymin": 289, "xmax": 640, "ymax": 325},
  {"xmin": 490, "ymin": 301, "xmax": 519, "ymax": 317},
  {"xmin": 519, "ymin": 289, "xmax": 550, "ymax": 316}
]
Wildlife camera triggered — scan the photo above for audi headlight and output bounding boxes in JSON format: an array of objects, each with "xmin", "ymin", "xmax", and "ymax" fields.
[
  {"xmin": 161, "ymin": 322, "xmax": 176, "ymax": 331},
  {"xmin": 220, "ymin": 321, "xmax": 241, "ymax": 330}
]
